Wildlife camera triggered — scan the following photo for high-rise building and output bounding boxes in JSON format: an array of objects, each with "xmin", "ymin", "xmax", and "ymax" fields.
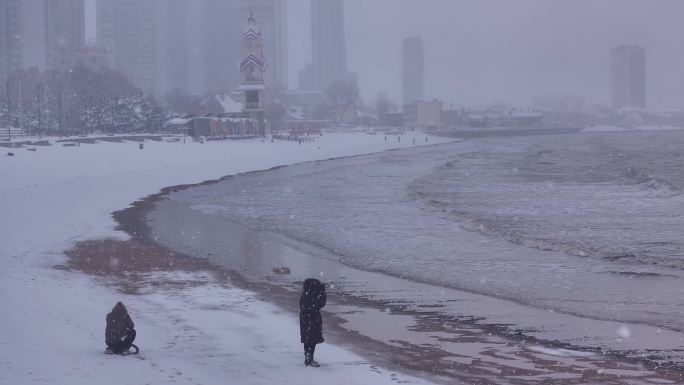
[
  {"xmin": 97, "ymin": 0, "xmax": 155, "ymax": 92},
  {"xmin": 18, "ymin": 0, "xmax": 48, "ymax": 71},
  {"xmin": 0, "ymin": 0, "xmax": 23, "ymax": 83},
  {"xmin": 200, "ymin": 0, "xmax": 241, "ymax": 95},
  {"xmin": 96, "ymin": 0, "xmax": 286, "ymax": 96},
  {"xmin": 1, "ymin": 0, "xmax": 85, "ymax": 84},
  {"xmin": 308, "ymin": 0, "xmax": 349, "ymax": 91},
  {"xmin": 402, "ymin": 36, "xmax": 424, "ymax": 105},
  {"xmin": 611, "ymin": 45, "xmax": 646, "ymax": 110},
  {"xmin": 46, "ymin": 0, "xmax": 85, "ymax": 66},
  {"xmin": 153, "ymin": 0, "xmax": 196, "ymax": 96},
  {"xmin": 143, "ymin": 0, "xmax": 287, "ymax": 97}
]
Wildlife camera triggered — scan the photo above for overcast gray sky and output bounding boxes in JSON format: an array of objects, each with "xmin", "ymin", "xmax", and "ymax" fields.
[{"xmin": 86, "ymin": 0, "xmax": 684, "ymax": 108}]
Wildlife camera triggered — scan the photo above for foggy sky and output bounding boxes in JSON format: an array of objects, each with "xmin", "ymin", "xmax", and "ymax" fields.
[{"xmin": 86, "ymin": 0, "xmax": 683, "ymax": 109}]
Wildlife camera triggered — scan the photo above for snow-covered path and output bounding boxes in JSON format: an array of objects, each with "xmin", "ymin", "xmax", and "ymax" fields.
[{"xmin": 0, "ymin": 133, "xmax": 449, "ymax": 385}]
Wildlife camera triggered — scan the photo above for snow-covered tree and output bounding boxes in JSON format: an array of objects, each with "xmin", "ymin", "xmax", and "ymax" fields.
[{"xmin": 2, "ymin": 65, "xmax": 162, "ymax": 136}]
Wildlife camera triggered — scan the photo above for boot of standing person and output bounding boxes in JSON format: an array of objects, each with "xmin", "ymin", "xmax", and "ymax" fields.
[{"xmin": 299, "ymin": 279, "xmax": 326, "ymax": 367}]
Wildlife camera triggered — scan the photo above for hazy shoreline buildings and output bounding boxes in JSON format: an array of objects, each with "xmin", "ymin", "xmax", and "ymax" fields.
[{"xmin": 611, "ymin": 45, "xmax": 646, "ymax": 110}]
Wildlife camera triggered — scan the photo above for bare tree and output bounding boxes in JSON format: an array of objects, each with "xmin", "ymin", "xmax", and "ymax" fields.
[{"xmin": 326, "ymin": 80, "xmax": 359, "ymax": 124}]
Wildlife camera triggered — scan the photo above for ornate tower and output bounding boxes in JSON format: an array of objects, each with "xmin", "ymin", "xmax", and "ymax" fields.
[{"xmin": 238, "ymin": 11, "xmax": 268, "ymax": 136}]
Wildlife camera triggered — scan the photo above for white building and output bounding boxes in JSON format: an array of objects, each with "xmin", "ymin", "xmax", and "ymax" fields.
[
  {"xmin": 611, "ymin": 45, "xmax": 646, "ymax": 110},
  {"xmin": 402, "ymin": 36, "xmax": 424, "ymax": 105}
]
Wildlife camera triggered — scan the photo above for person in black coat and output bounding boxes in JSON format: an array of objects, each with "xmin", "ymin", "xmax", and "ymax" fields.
[
  {"xmin": 105, "ymin": 302, "xmax": 137, "ymax": 354},
  {"xmin": 299, "ymin": 278, "xmax": 326, "ymax": 367}
]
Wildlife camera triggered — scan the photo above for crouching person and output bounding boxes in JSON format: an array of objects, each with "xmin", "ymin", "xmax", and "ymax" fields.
[
  {"xmin": 300, "ymin": 279, "xmax": 326, "ymax": 367},
  {"xmin": 105, "ymin": 301, "xmax": 138, "ymax": 354}
]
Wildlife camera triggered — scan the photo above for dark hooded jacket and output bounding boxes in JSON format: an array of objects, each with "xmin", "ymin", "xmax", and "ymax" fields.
[
  {"xmin": 299, "ymin": 279, "xmax": 326, "ymax": 345},
  {"xmin": 105, "ymin": 302, "xmax": 135, "ymax": 347}
]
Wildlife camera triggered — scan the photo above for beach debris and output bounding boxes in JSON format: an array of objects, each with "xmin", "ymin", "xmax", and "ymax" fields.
[
  {"xmin": 272, "ymin": 266, "xmax": 291, "ymax": 275},
  {"xmin": 7, "ymin": 152, "xmax": 15, "ymax": 156}
]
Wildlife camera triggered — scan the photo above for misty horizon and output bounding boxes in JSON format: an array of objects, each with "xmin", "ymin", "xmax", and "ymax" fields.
[{"xmin": 82, "ymin": 0, "xmax": 684, "ymax": 108}]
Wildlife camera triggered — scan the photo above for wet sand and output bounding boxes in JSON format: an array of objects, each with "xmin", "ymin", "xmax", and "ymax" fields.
[{"xmin": 65, "ymin": 149, "xmax": 684, "ymax": 385}]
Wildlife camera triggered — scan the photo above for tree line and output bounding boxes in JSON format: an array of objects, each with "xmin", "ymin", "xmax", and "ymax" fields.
[
  {"xmin": 1, "ymin": 65, "xmax": 163, "ymax": 137},
  {"xmin": 1, "ymin": 63, "xmax": 373, "ymax": 138}
]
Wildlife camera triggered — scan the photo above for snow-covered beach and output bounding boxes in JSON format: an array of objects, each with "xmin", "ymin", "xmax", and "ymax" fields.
[{"xmin": 0, "ymin": 133, "xmax": 448, "ymax": 385}]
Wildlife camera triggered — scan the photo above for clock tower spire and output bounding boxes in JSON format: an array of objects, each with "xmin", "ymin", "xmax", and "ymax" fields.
[{"xmin": 238, "ymin": 10, "xmax": 268, "ymax": 136}]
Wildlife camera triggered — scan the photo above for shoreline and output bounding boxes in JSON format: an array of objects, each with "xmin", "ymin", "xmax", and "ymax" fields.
[
  {"xmin": 65, "ymin": 143, "xmax": 684, "ymax": 384},
  {"xmin": 65, "ymin": 196, "xmax": 455, "ymax": 384},
  {"xmin": 146, "ymin": 138, "xmax": 684, "ymax": 349},
  {"xmin": 0, "ymin": 132, "xmax": 474, "ymax": 385}
]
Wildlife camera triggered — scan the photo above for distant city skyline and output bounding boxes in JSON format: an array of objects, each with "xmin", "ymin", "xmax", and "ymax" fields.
[
  {"xmin": 93, "ymin": 0, "xmax": 286, "ymax": 96},
  {"xmin": 83, "ymin": 0, "xmax": 684, "ymax": 108}
]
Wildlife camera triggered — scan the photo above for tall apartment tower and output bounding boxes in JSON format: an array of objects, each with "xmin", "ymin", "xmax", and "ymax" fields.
[
  {"xmin": 402, "ymin": 36, "xmax": 424, "ymax": 105},
  {"xmin": 309, "ymin": 0, "xmax": 348, "ymax": 91},
  {"xmin": 611, "ymin": 45, "xmax": 646, "ymax": 110},
  {"xmin": 97, "ymin": 0, "xmax": 155, "ymax": 92}
]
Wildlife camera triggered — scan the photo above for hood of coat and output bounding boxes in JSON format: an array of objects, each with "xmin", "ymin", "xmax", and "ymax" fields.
[
  {"xmin": 303, "ymin": 278, "xmax": 324, "ymax": 295},
  {"xmin": 111, "ymin": 301, "xmax": 128, "ymax": 315}
]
